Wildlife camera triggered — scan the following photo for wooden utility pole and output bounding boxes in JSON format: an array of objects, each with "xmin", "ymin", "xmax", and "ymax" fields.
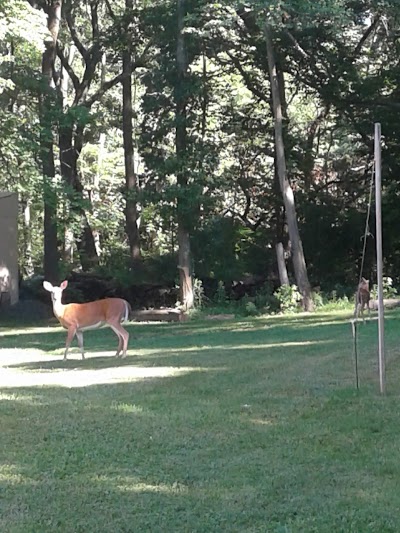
[{"xmin": 375, "ymin": 123, "xmax": 385, "ymax": 394}]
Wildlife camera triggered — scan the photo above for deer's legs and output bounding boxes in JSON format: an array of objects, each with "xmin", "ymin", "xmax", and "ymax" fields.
[
  {"xmin": 64, "ymin": 327, "xmax": 77, "ymax": 360},
  {"xmin": 114, "ymin": 332, "xmax": 124, "ymax": 357},
  {"xmin": 110, "ymin": 322, "xmax": 129, "ymax": 358},
  {"xmin": 76, "ymin": 330, "xmax": 85, "ymax": 359}
]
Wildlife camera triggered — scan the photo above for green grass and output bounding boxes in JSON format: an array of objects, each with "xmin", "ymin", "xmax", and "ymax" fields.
[{"xmin": 1, "ymin": 309, "xmax": 400, "ymax": 532}]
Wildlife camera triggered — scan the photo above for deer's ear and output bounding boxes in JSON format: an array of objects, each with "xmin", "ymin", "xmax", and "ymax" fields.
[
  {"xmin": 43, "ymin": 281, "xmax": 53, "ymax": 292},
  {"xmin": 60, "ymin": 280, "xmax": 68, "ymax": 290}
]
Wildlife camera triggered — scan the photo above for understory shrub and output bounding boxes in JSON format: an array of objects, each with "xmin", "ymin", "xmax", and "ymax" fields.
[
  {"xmin": 274, "ymin": 284, "xmax": 302, "ymax": 313},
  {"xmin": 371, "ymin": 276, "xmax": 398, "ymax": 299}
]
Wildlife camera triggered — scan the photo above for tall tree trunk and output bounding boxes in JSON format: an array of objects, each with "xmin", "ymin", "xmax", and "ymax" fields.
[
  {"xmin": 55, "ymin": 5, "xmax": 99, "ymax": 271},
  {"xmin": 264, "ymin": 21, "xmax": 314, "ymax": 311},
  {"xmin": 40, "ymin": 0, "xmax": 61, "ymax": 283},
  {"xmin": 123, "ymin": 0, "xmax": 141, "ymax": 264},
  {"xmin": 276, "ymin": 242, "xmax": 289, "ymax": 286},
  {"xmin": 22, "ymin": 198, "xmax": 34, "ymax": 278},
  {"xmin": 59, "ymin": 124, "xmax": 99, "ymax": 270},
  {"xmin": 92, "ymin": 132, "xmax": 105, "ymax": 257},
  {"xmin": 175, "ymin": 0, "xmax": 193, "ymax": 310}
]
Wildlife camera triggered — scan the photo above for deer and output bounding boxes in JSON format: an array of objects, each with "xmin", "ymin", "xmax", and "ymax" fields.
[
  {"xmin": 354, "ymin": 277, "xmax": 371, "ymax": 322},
  {"xmin": 43, "ymin": 280, "xmax": 131, "ymax": 360}
]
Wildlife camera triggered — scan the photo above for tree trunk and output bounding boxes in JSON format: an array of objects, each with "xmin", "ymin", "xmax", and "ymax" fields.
[
  {"xmin": 264, "ymin": 21, "xmax": 314, "ymax": 311},
  {"xmin": 54, "ymin": 4, "xmax": 100, "ymax": 271},
  {"xmin": 175, "ymin": 0, "xmax": 193, "ymax": 310},
  {"xmin": 59, "ymin": 124, "xmax": 99, "ymax": 270},
  {"xmin": 40, "ymin": 0, "xmax": 61, "ymax": 284},
  {"xmin": 276, "ymin": 242, "xmax": 289, "ymax": 286},
  {"xmin": 92, "ymin": 132, "xmax": 105, "ymax": 257},
  {"xmin": 123, "ymin": 0, "xmax": 141, "ymax": 264},
  {"xmin": 22, "ymin": 198, "xmax": 34, "ymax": 278}
]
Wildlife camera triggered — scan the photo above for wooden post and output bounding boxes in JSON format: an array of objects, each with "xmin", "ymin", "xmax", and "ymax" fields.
[
  {"xmin": 350, "ymin": 319, "xmax": 359, "ymax": 390},
  {"xmin": 375, "ymin": 123, "xmax": 385, "ymax": 394}
]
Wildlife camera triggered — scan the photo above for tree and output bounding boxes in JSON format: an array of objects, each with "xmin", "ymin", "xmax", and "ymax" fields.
[
  {"xmin": 54, "ymin": 0, "xmax": 149, "ymax": 270},
  {"xmin": 4, "ymin": 0, "xmax": 400, "ymax": 302},
  {"xmin": 263, "ymin": 18, "xmax": 313, "ymax": 311},
  {"xmin": 0, "ymin": 1, "xmax": 48, "ymax": 276},
  {"xmin": 40, "ymin": 0, "xmax": 62, "ymax": 283},
  {"xmin": 122, "ymin": 0, "xmax": 141, "ymax": 264},
  {"xmin": 175, "ymin": 0, "xmax": 193, "ymax": 309}
]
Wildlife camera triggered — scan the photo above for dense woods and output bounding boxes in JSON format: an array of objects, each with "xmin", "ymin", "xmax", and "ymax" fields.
[{"xmin": 1, "ymin": 0, "xmax": 399, "ymax": 310}]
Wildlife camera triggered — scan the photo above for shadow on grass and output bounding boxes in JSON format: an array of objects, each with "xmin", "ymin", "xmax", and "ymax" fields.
[
  {"xmin": 7, "ymin": 336, "xmax": 337, "ymax": 374},
  {"xmin": 2, "ymin": 353, "xmax": 400, "ymax": 531},
  {"xmin": 2, "ymin": 311, "xmax": 400, "ymax": 530},
  {"xmin": 0, "ymin": 309, "xmax": 361, "ymax": 355},
  {"xmin": 8, "ymin": 354, "xmax": 141, "ymax": 371},
  {"xmin": 0, "ymin": 374, "xmax": 282, "ymax": 531},
  {"xmin": 2, "ymin": 309, "xmax": 398, "ymax": 383}
]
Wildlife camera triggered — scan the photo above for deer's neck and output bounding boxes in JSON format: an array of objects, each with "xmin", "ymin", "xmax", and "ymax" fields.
[{"xmin": 52, "ymin": 298, "xmax": 66, "ymax": 320}]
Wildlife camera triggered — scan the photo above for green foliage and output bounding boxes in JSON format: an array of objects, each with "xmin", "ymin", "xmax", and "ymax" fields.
[
  {"xmin": 244, "ymin": 300, "xmax": 258, "ymax": 316},
  {"xmin": 254, "ymin": 282, "xmax": 278, "ymax": 311},
  {"xmin": 0, "ymin": 0, "xmax": 47, "ymax": 52},
  {"xmin": 96, "ymin": 252, "xmax": 179, "ymax": 288},
  {"xmin": 274, "ymin": 284, "xmax": 302, "ymax": 313},
  {"xmin": 4, "ymin": 0, "xmax": 400, "ymax": 306},
  {"xmin": 192, "ymin": 276, "xmax": 206, "ymax": 309},
  {"xmin": 371, "ymin": 277, "xmax": 398, "ymax": 300},
  {"xmin": 214, "ymin": 280, "xmax": 227, "ymax": 305},
  {"xmin": 319, "ymin": 295, "xmax": 351, "ymax": 311},
  {"xmin": 192, "ymin": 218, "xmax": 274, "ymax": 282},
  {"xmin": 311, "ymin": 290, "xmax": 324, "ymax": 309}
]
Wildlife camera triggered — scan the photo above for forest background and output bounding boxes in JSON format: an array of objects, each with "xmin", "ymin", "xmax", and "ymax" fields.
[{"xmin": 1, "ymin": 0, "xmax": 399, "ymax": 313}]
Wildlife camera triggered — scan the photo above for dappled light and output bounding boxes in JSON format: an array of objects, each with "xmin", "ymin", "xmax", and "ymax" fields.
[
  {"xmin": 0, "ymin": 464, "xmax": 33, "ymax": 486},
  {"xmin": 110, "ymin": 402, "xmax": 144, "ymax": 414},
  {"xmin": 93, "ymin": 474, "xmax": 189, "ymax": 495},
  {"xmin": 0, "ymin": 359, "xmax": 211, "ymax": 388},
  {"xmin": 0, "ymin": 326, "xmax": 61, "ymax": 337},
  {"xmin": 247, "ymin": 417, "xmax": 276, "ymax": 427},
  {"xmin": 0, "ymin": 391, "xmax": 46, "ymax": 405},
  {"xmin": 1, "ymin": 310, "xmax": 400, "ymax": 531}
]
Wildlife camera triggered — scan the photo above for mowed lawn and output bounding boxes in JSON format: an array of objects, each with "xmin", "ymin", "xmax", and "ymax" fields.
[{"xmin": 1, "ymin": 310, "xmax": 400, "ymax": 532}]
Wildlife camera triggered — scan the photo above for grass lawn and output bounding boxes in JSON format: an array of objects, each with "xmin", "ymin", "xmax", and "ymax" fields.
[{"xmin": 1, "ymin": 309, "xmax": 400, "ymax": 532}]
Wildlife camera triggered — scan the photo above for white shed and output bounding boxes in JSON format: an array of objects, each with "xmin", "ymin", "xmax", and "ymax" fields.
[{"xmin": 0, "ymin": 192, "xmax": 19, "ymax": 306}]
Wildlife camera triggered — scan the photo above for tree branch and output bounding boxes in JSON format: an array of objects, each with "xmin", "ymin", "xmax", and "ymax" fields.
[
  {"xmin": 342, "ymin": 97, "xmax": 400, "ymax": 110},
  {"xmin": 226, "ymin": 50, "xmax": 270, "ymax": 104},
  {"xmin": 56, "ymin": 42, "xmax": 80, "ymax": 93},
  {"xmin": 82, "ymin": 48, "xmax": 149, "ymax": 109},
  {"xmin": 104, "ymin": 0, "xmax": 116, "ymax": 20},
  {"xmin": 65, "ymin": 8, "xmax": 88, "ymax": 60},
  {"xmin": 91, "ymin": 0, "xmax": 100, "ymax": 43},
  {"xmin": 353, "ymin": 15, "xmax": 381, "ymax": 57}
]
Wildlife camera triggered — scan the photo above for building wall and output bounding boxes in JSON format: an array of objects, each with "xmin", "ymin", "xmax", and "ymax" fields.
[{"xmin": 0, "ymin": 192, "xmax": 19, "ymax": 305}]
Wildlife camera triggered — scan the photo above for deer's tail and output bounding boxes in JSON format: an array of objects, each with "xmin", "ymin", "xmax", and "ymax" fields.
[{"xmin": 123, "ymin": 300, "xmax": 132, "ymax": 322}]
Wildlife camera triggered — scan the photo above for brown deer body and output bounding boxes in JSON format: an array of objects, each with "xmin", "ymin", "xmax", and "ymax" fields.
[
  {"xmin": 354, "ymin": 277, "xmax": 371, "ymax": 322},
  {"xmin": 44, "ymin": 280, "xmax": 131, "ymax": 360}
]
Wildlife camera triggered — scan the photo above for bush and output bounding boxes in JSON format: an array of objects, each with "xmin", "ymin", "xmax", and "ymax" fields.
[
  {"xmin": 244, "ymin": 301, "xmax": 258, "ymax": 316},
  {"xmin": 273, "ymin": 284, "xmax": 302, "ymax": 313},
  {"xmin": 213, "ymin": 281, "xmax": 227, "ymax": 306},
  {"xmin": 311, "ymin": 291, "xmax": 324, "ymax": 309},
  {"xmin": 192, "ymin": 277, "xmax": 207, "ymax": 309},
  {"xmin": 254, "ymin": 282, "xmax": 279, "ymax": 312},
  {"xmin": 319, "ymin": 295, "xmax": 351, "ymax": 311},
  {"xmin": 371, "ymin": 277, "xmax": 398, "ymax": 299}
]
